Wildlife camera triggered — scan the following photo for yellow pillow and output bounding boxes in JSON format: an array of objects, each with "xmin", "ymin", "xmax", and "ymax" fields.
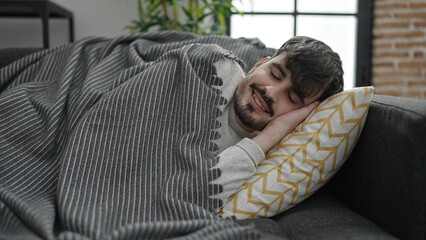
[{"xmin": 220, "ymin": 86, "xmax": 375, "ymax": 219}]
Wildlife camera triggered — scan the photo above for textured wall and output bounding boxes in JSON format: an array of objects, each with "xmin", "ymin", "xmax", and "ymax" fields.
[{"xmin": 373, "ymin": 0, "xmax": 426, "ymax": 99}]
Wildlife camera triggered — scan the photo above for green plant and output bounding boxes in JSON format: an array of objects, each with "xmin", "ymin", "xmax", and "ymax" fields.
[{"xmin": 126, "ymin": 0, "xmax": 242, "ymax": 35}]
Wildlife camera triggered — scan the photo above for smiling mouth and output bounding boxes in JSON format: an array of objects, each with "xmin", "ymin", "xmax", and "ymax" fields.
[
  {"xmin": 250, "ymin": 87, "xmax": 273, "ymax": 117},
  {"xmin": 253, "ymin": 90, "xmax": 269, "ymax": 113}
]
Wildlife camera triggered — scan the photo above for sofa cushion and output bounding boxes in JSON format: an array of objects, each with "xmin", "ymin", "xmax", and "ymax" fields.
[
  {"xmin": 326, "ymin": 94, "xmax": 426, "ymax": 239},
  {"xmin": 236, "ymin": 218, "xmax": 290, "ymax": 240},
  {"xmin": 271, "ymin": 191, "xmax": 398, "ymax": 240}
]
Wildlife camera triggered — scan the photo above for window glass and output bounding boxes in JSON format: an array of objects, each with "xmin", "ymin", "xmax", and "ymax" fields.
[
  {"xmin": 233, "ymin": 0, "xmax": 294, "ymax": 13},
  {"xmin": 297, "ymin": 0, "xmax": 357, "ymax": 13},
  {"xmin": 230, "ymin": 0, "xmax": 361, "ymax": 89},
  {"xmin": 231, "ymin": 14, "xmax": 294, "ymax": 49},
  {"xmin": 297, "ymin": 15, "xmax": 357, "ymax": 89}
]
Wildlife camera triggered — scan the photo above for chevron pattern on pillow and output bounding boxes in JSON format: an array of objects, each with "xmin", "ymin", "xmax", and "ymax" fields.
[{"xmin": 221, "ymin": 86, "xmax": 375, "ymax": 219}]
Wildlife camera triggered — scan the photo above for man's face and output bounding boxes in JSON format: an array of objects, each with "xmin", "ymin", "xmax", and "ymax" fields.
[{"xmin": 234, "ymin": 54, "xmax": 321, "ymax": 132}]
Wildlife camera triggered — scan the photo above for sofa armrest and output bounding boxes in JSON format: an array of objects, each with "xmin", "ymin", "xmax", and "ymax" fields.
[{"xmin": 326, "ymin": 94, "xmax": 426, "ymax": 240}]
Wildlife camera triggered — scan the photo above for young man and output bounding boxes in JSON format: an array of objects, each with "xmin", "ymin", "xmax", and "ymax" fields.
[{"xmin": 212, "ymin": 36, "xmax": 344, "ymax": 205}]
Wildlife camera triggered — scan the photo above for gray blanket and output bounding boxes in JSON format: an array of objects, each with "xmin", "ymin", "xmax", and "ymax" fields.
[{"xmin": 0, "ymin": 31, "xmax": 275, "ymax": 239}]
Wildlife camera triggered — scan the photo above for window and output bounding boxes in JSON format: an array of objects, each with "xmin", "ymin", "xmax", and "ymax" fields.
[{"xmin": 229, "ymin": 0, "xmax": 373, "ymax": 89}]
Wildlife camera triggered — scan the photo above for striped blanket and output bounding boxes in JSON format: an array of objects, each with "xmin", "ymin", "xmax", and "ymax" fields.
[{"xmin": 0, "ymin": 31, "xmax": 275, "ymax": 239}]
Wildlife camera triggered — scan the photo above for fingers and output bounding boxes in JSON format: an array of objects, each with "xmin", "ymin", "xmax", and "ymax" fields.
[
  {"xmin": 306, "ymin": 100, "xmax": 320, "ymax": 111},
  {"xmin": 310, "ymin": 100, "xmax": 320, "ymax": 108},
  {"xmin": 304, "ymin": 101, "xmax": 320, "ymax": 116},
  {"xmin": 292, "ymin": 101, "xmax": 320, "ymax": 122}
]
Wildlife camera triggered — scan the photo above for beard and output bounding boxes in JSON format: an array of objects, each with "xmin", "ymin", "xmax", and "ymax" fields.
[{"xmin": 233, "ymin": 77, "xmax": 270, "ymax": 131}]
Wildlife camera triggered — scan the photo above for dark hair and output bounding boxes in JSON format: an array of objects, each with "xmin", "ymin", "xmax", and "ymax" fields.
[{"xmin": 272, "ymin": 36, "xmax": 344, "ymax": 102}]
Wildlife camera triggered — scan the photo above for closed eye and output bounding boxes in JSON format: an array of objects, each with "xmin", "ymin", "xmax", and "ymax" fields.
[
  {"xmin": 287, "ymin": 91, "xmax": 296, "ymax": 104},
  {"xmin": 270, "ymin": 70, "xmax": 280, "ymax": 81},
  {"xmin": 272, "ymin": 63, "xmax": 287, "ymax": 79}
]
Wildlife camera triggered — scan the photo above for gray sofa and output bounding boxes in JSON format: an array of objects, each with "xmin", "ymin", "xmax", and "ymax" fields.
[{"xmin": 1, "ymin": 48, "xmax": 425, "ymax": 240}]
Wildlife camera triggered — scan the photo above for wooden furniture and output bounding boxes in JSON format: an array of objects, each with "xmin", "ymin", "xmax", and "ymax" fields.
[{"xmin": 0, "ymin": 0, "xmax": 74, "ymax": 48}]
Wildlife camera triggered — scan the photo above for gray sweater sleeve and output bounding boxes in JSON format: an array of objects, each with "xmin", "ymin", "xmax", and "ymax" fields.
[{"xmin": 210, "ymin": 137, "xmax": 265, "ymax": 208}]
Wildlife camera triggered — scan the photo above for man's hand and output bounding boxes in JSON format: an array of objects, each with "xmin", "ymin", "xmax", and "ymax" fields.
[{"xmin": 253, "ymin": 101, "xmax": 320, "ymax": 153}]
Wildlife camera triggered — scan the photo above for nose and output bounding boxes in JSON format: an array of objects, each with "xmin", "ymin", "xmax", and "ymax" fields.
[
  {"xmin": 265, "ymin": 86, "xmax": 274, "ymax": 101},
  {"xmin": 265, "ymin": 80, "xmax": 292, "ymax": 103},
  {"xmin": 265, "ymin": 83, "xmax": 287, "ymax": 102}
]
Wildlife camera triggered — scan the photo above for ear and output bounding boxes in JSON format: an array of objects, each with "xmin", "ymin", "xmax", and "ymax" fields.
[{"xmin": 251, "ymin": 56, "xmax": 271, "ymax": 71}]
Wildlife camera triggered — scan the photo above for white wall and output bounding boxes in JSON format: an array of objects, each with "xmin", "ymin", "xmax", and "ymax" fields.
[{"xmin": 0, "ymin": 0, "xmax": 139, "ymax": 48}]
